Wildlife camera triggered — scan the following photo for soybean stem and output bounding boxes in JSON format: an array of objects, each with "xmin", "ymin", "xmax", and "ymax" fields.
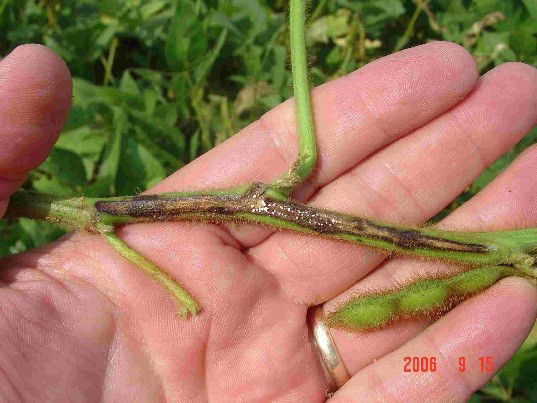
[
  {"xmin": 270, "ymin": 0, "xmax": 317, "ymax": 196},
  {"xmin": 7, "ymin": 187, "xmax": 537, "ymax": 271},
  {"xmin": 102, "ymin": 231, "xmax": 201, "ymax": 316}
]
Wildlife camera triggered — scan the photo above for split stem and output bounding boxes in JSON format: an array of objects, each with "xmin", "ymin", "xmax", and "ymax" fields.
[{"xmin": 7, "ymin": 187, "xmax": 537, "ymax": 271}]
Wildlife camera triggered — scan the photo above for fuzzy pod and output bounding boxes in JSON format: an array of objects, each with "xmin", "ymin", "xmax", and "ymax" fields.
[{"xmin": 326, "ymin": 265, "xmax": 521, "ymax": 330}]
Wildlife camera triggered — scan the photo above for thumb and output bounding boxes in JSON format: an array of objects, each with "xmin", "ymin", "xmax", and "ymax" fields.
[{"xmin": 0, "ymin": 44, "xmax": 72, "ymax": 216}]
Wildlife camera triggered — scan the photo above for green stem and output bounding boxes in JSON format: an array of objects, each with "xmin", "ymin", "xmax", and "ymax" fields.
[
  {"xmin": 4, "ymin": 190, "xmax": 201, "ymax": 316},
  {"xmin": 101, "ymin": 231, "xmax": 200, "ymax": 317},
  {"xmin": 4, "ymin": 191, "xmax": 97, "ymax": 231},
  {"xmin": 270, "ymin": 0, "xmax": 317, "ymax": 196},
  {"xmin": 394, "ymin": 1, "xmax": 422, "ymax": 52},
  {"xmin": 7, "ymin": 188, "xmax": 537, "ymax": 271}
]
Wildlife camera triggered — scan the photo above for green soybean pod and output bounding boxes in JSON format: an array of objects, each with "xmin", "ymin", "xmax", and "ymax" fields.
[
  {"xmin": 448, "ymin": 265, "xmax": 507, "ymax": 294},
  {"xmin": 326, "ymin": 294, "xmax": 396, "ymax": 329},
  {"xmin": 398, "ymin": 279, "xmax": 448, "ymax": 314},
  {"xmin": 326, "ymin": 265, "xmax": 522, "ymax": 330}
]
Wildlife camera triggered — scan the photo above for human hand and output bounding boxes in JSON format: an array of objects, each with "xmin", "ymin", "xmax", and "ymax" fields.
[{"xmin": 1, "ymin": 41, "xmax": 537, "ymax": 401}]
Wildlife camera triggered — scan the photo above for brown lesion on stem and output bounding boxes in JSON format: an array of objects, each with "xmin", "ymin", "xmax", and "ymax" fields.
[
  {"xmin": 95, "ymin": 193, "xmax": 243, "ymax": 219},
  {"xmin": 360, "ymin": 222, "xmax": 489, "ymax": 253},
  {"xmin": 252, "ymin": 199, "xmax": 488, "ymax": 253},
  {"xmin": 95, "ymin": 184, "xmax": 489, "ymax": 255}
]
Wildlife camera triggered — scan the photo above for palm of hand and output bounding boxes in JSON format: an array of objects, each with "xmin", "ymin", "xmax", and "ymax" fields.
[{"xmin": 1, "ymin": 42, "xmax": 537, "ymax": 402}]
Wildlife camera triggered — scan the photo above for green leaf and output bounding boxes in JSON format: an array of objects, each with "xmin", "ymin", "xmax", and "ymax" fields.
[
  {"xmin": 56, "ymin": 126, "xmax": 106, "ymax": 157},
  {"xmin": 62, "ymin": 105, "xmax": 95, "ymax": 132},
  {"xmin": 132, "ymin": 125, "xmax": 183, "ymax": 169},
  {"xmin": 73, "ymin": 78, "xmax": 145, "ymax": 110},
  {"xmin": 97, "ymin": 107, "xmax": 126, "ymax": 195},
  {"xmin": 32, "ymin": 176, "xmax": 77, "ymax": 197},
  {"xmin": 510, "ymin": 28, "xmax": 537, "ymax": 55},
  {"xmin": 143, "ymin": 88, "xmax": 158, "ymax": 115},
  {"xmin": 466, "ymin": 394, "xmax": 484, "ymax": 403},
  {"xmin": 514, "ymin": 348, "xmax": 537, "ymax": 400},
  {"xmin": 17, "ymin": 219, "xmax": 64, "ymax": 250},
  {"xmin": 165, "ymin": 0, "xmax": 207, "ymax": 71},
  {"xmin": 189, "ymin": 128, "xmax": 200, "ymax": 162},
  {"xmin": 31, "ymin": 145, "xmax": 88, "ymax": 196},
  {"xmin": 37, "ymin": 147, "xmax": 88, "ymax": 186},
  {"xmin": 129, "ymin": 108, "xmax": 186, "ymax": 158},
  {"xmin": 373, "ymin": 0, "xmax": 405, "ymax": 19},
  {"xmin": 230, "ymin": 0, "xmax": 269, "ymax": 38},
  {"xmin": 307, "ymin": 10, "xmax": 350, "ymax": 44},
  {"xmin": 116, "ymin": 137, "xmax": 166, "ymax": 194},
  {"xmin": 55, "ymin": 126, "xmax": 106, "ymax": 179},
  {"xmin": 270, "ymin": 44, "xmax": 286, "ymax": 92},
  {"xmin": 523, "ymin": 0, "xmax": 537, "ymax": 19},
  {"xmin": 326, "ymin": 46, "xmax": 342, "ymax": 66},
  {"xmin": 479, "ymin": 382, "xmax": 510, "ymax": 401},
  {"xmin": 96, "ymin": 25, "xmax": 117, "ymax": 48},
  {"xmin": 119, "ymin": 70, "xmax": 141, "ymax": 96},
  {"xmin": 140, "ymin": 0, "xmax": 168, "ymax": 19}
]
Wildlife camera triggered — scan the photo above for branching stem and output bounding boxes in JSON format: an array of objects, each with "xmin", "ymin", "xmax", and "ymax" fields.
[{"xmin": 7, "ymin": 186, "xmax": 537, "ymax": 273}]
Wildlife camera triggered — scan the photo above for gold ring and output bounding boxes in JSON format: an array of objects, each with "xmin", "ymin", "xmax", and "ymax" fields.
[{"xmin": 311, "ymin": 306, "xmax": 350, "ymax": 394}]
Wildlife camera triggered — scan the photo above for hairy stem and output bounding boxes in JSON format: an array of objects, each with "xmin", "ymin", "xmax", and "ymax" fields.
[
  {"xmin": 4, "ymin": 190, "xmax": 201, "ymax": 315},
  {"xmin": 4, "ymin": 0, "xmax": 537, "ymax": 327},
  {"xmin": 7, "ymin": 187, "xmax": 537, "ymax": 271},
  {"xmin": 270, "ymin": 0, "xmax": 317, "ymax": 196},
  {"xmin": 101, "ymin": 231, "xmax": 201, "ymax": 316}
]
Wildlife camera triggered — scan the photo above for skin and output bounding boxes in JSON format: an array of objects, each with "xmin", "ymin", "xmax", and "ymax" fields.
[{"xmin": 0, "ymin": 42, "xmax": 536, "ymax": 402}]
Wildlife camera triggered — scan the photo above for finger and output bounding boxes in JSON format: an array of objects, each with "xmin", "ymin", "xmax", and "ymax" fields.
[
  {"xmin": 250, "ymin": 62, "xmax": 537, "ymax": 304},
  {"xmin": 329, "ymin": 144, "xmax": 537, "ymax": 375},
  {"xmin": 330, "ymin": 277, "xmax": 537, "ymax": 402},
  {"xmin": 0, "ymin": 44, "xmax": 72, "ymax": 216},
  {"xmin": 149, "ymin": 42, "xmax": 478, "ymax": 245}
]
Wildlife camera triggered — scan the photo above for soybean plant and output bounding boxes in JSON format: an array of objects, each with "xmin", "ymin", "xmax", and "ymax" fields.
[{"xmin": 4, "ymin": 0, "xmax": 537, "ymax": 328}]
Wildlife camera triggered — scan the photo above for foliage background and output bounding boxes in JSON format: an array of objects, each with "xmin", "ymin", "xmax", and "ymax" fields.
[{"xmin": 0, "ymin": 0, "xmax": 536, "ymax": 400}]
